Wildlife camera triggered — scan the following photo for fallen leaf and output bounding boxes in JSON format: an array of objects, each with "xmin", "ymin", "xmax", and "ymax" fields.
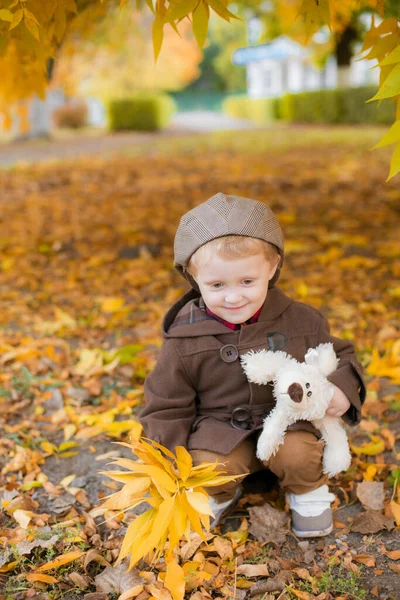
[
  {"xmin": 236, "ymin": 563, "xmax": 269, "ymax": 577},
  {"xmin": 388, "ymin": 563, "xmax": 400, "ymax": 574},
  {"xmin": 351, "ymin": 510, "xmax": 395, "ymax": 534},
  {"xmin": 36, "ymin": 550, "xmax": 85, "ymax": 572},
  {"xmin": 354, "ymin": 554, "xmax": 376, "ymax": 567},
  {"xmin": 26, "ymin": 573, "xmax": 59, "ymax": 584},
  {"xmin": 95, "ymin": 561, "xmax": 145, "ymax": 594},
  {"xmin": 248, "ymin": 504, "xmax": 289, "ymax": 545},
  {"xmin": 389, "ymin": 500, "xmax": 400, "ymax": 525},
  {"xmin": 356, "ymin": 481, "xmax": 385, "ymax": 510},
  {"xmin": 213, "ymin": 536, "xmax": 233, "ymax": 561}
]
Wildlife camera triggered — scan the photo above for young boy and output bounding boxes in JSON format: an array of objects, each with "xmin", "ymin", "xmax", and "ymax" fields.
[{"xmin": 139, "ymin": 192, "xmax": 365, "ymax": 538}]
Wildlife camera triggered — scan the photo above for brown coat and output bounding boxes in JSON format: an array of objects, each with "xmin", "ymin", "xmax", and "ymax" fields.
[{"xmin": 139, "ymin": 287, "xmax": 366, "ymax": 455}]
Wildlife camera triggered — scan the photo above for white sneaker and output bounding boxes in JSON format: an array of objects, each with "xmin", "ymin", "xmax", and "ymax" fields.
[
  {"xmin": 209, "ymin": 488, "xmax": 243, "ymax": 529},
  {"xmin": 287, "ymin": 485, "xmax": 335, "ymax": 538}
]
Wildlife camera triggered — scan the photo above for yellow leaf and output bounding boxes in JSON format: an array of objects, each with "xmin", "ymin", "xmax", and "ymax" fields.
[
  {"xmin": 374, "ymin": 120, "xmax": 400, "ymax": 148},
  {"xmin": 208, "ymin": 0, "xmax": 239, "ymax": 21},
  {"xmin": 101, "ymin": 477, "xmax": 152, "ymax": 511},
  {"xmin": 110, "ymin": 459, "xmax": 178, "ymax": 494},
  {"xmin": 40, "ymin": 440, "xmax": 56, "ymax": 454},
  {"xmin": 175, "ymin": 445, "xmax": 193, "ymax": 481},
  {"xmin": 387, "ymin": 142, "xmax": 400, "ymax": 180},
  {"xmin": 9, "ymin": 8, "xmax": 23, "ymax": 29},
  {"xmin": 152, "ymin": 12, "xmax": 164, "ymax": 62},
  {"xmin": 380, "ymin": 44, "xmax": 400, "ymax": 66},
  {"xmin": 26, "ymin": 573, "xmax": 59, "ymax": 584},
  {"xmin": 364, "ymin": 465, "xmax": 378, "ymax": 481},
  {"xmin": 186, "ymin": 491, "xmax": 213, "ymax": 516},
  {"xmin": 13, "ymin": 509, "xmax": 33, "ymax": 528},
  {"xmin": 37, "ymin": 551, "xmax": 85, "ymax": 572},
  {"xmin": 118, "ymin": 584, "xmax": 144, "ymax": 600},
  {"xmin": 390, "ymin": 500, "xmax": 400, "ymax": 526},
  {"xmin": 192, "ymin": 0, "xmax": 209, "ymax": 48},
  {"xmin": 100, "ymin": 297, "xmax": 125, "ymax": 313},
  {"xmin": 164, "ymin": 557, "xmax": 185, "ymax": 600},
  {"xmin": 165, "ymin": 0, "xmax": 198, "ymax": 23},
  {"xmin": 369, "ymin": 62, "xmax": 400, "ymax": 101},
  {"xmin": 0, "ymin": 561, "xmax": 18, "ymax": 573},
  {"xmin": 351, "ymin": 437, "xmax": 386, "ymax": 456},
  {"xmin": 0, "ymin": 9, "xmax": 13, "ymax": 21},
  {"xmin": 118, "ymin": 509, "xmax": 155, "ymax": 564}
]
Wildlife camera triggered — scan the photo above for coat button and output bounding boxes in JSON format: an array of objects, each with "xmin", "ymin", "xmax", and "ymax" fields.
[{"xmin": 220, "ymin": 344, "xmax": 239, "ymax": 362}]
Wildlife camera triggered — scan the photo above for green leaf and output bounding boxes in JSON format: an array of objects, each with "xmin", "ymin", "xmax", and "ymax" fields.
[
  {"xmin": 193, "ymin": 0, "xmax": 209, "ymax": 48},
  {"xmin": 388, "ymin": 142, "xmax": 400, "ymax": 180}
]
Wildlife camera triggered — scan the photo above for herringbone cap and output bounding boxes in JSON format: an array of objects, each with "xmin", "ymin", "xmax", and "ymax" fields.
[{"xmin": 174, "ymin": 192, "xmax": 284, "ymax": 289}]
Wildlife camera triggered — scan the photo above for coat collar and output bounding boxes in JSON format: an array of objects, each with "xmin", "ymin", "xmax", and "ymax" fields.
[{"xmin": 163, "ymin": 286, "xmax": 294, "ymax": 338}]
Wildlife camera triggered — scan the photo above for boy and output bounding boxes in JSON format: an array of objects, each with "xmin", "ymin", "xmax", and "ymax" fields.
[{"xmin": 139, "ymin": 192, "xmax": 365, "ymax": 538}]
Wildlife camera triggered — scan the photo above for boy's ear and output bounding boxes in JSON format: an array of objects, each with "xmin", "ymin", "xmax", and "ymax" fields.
[{"xmin": 268, "ymin": 254, "xmax": 281, "ymax": 281}]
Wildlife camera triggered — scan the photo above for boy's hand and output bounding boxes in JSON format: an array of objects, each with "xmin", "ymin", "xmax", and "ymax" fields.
[{"xmin": 326, "ymin": 384, "xmax": 351, "ymax": 417}]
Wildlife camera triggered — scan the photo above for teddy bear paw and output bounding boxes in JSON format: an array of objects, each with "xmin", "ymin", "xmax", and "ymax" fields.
[{"xmin": 322, "ymin": 447, "xmax": 352, "ymax": 477}]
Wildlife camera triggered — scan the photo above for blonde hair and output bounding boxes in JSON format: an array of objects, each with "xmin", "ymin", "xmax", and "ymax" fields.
[{"xmin": 187, "ymin": 235, "xmax": 279, "ymax": 277}]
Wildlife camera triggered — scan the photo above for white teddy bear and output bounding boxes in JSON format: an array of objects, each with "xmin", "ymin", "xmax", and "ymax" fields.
[{"xmin": 240, "ymin": 343, "xmax": 352, "ymax": 477}]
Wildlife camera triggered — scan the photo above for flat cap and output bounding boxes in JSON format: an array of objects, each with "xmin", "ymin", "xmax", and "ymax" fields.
[{"xmin": 174, "ymin": 192, "xmax": 284, "ymax": 290}]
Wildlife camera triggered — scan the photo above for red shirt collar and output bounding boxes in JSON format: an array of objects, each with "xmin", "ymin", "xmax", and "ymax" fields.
[{"xmin": 205, "ymin": 305, "xmax": 262, "ymax": 330}]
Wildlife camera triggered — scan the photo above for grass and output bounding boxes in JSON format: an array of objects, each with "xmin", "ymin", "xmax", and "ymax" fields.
[{"xmin": 286, "ymin": 559, "xmax": 368, "ymax": 600}]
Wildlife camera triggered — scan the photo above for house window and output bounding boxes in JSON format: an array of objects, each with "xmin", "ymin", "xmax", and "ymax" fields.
[{"xmin": 261, "ymin": 69, "xmax": 272, "ymax": 91}]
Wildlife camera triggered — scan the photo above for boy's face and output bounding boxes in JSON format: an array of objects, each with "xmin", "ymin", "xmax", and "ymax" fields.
[{"xmin": 193, "ymin": 252, "xmax": 279, "ymax": 324}]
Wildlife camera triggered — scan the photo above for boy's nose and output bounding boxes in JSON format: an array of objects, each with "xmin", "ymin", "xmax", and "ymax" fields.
[{"xmin": 224, "ymin": 291, "xmax": 243, "ymax": 304}]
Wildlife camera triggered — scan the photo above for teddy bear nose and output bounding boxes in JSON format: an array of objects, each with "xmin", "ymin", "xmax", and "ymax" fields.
[{"xmin": 288, "ymin": 383, "xmax": 303, "ymax": 403}]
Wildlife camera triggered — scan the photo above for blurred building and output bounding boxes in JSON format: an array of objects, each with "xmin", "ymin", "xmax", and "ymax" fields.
[{"xmin": 232, "ymin": 36, "xmax": 379, "ymax": 99}]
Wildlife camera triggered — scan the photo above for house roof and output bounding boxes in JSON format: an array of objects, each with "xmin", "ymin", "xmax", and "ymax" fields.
[{"xmin": 232, "ymin": 36, "xmax": 307, "ymax": 66}]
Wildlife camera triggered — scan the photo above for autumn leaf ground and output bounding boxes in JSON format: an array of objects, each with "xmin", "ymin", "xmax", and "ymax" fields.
[{"xmin": 0, "ymin": 126, "xmax": 399, "ymax": 600}]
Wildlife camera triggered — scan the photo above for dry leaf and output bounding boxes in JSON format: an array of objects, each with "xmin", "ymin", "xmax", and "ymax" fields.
[
  {"xmin": 354, "ymin": 554, "xmax": 376, "ymax": 567},
  {"xmin": 356, "ymin": 481, "xmax": 385, "ymax": 510},
  {"xmin": 236, "ymin": 563, "xmax": 269, "ymax": 577},
  {"xmin": 248, "ymin": 504, "xmax": 289, "ymax": 545},
  {"xmin": 388, "ymin": 563, "xmax": 400, "ymax": 574},
  {"xmin": 351, "ymin": 510, "xmax": 395, "ymax": 534},
  {"xmin": 95, "ymin": 561, "xmax": 145, "ymax": 594},
  {"xmin": 213, "ymin": 536, "xmax": 234, "ymax": 561},
  {"xmin": 389, "ymin": 500, "xmax": 400, "ymax": 525}
]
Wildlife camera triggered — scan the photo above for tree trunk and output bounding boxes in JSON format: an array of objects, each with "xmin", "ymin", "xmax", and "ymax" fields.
[{"xmin": 335, "ymin": 24, "xmax": 358, "ymax": 89}]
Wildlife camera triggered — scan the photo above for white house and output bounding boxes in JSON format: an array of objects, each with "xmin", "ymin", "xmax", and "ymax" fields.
[{"xmin": 232, "ymin": 36, "xmax": 379, "ymax": 99}]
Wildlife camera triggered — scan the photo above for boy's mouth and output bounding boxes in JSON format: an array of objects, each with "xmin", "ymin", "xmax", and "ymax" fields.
[{"xmin": 224, "ymin": 304, "xmax": 247, "ymax": 310}]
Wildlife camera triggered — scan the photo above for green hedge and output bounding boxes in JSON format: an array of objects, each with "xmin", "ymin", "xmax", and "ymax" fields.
[
  {"xmin": 223, "ymin": 95, "xmax": 280, "ymax": 124},
  {"xmin": 281, "ymin": 86, "xmax": 396, "ymax": 125},
  {"xmin": 223, "ymin": 87, "xmax": 396, "ymax": 125},
  {"xmin": 107, "ymin": 94, "xmax": 176, "ymax": 131}
]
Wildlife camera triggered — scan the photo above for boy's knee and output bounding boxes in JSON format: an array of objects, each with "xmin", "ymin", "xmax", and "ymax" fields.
[{"xmin": 268, "ymin": 430, "xmax": 324, "ymax": 472}]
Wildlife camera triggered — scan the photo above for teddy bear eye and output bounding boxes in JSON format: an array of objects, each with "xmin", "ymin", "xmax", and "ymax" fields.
[
  {"xmin": 305, "ymin": 383, "xmax": 310, "ymax": 388},
  {"xmin": 307, "ymin": 391, "xmax": 312, "ymax": 397}
]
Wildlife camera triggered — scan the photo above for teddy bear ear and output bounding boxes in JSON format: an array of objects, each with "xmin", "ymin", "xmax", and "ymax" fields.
[
  {"xmin": 304, "ymin": 343, "xmax": 338, "ymax": 376},
  {"xmin": 240, "ymin": 350, "xmax": 289, "ymax": 384}
]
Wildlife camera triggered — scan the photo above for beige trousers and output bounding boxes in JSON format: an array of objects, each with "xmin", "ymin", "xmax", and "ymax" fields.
[{"xmin": 190, "ymin": 430, "xmax": 329, "ymax": 502}]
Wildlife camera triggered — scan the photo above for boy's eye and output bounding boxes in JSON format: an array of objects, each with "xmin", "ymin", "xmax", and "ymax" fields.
[
  {"xmin": 212, "ymin": 283, "xmax": 223, "ymax": 289},
  {"xmin": 243, "ymin": 279, "xmax": 253, "ymax": 285}
]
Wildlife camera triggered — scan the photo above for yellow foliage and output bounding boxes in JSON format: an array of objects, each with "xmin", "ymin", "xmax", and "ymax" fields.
[{"xmin": 100, "ymin": 437, "xmax": 242, "ymax": 571}]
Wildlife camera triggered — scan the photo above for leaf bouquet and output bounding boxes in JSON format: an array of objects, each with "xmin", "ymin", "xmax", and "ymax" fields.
[{"xmin": 100, "ymin": 438, "xmax": 242, "ymax": 569}]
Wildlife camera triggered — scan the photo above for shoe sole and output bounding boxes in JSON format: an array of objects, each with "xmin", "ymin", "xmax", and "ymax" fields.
[{"xmin": 292, "ymin": 523, "xmax": 333, "ymax": 538}]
